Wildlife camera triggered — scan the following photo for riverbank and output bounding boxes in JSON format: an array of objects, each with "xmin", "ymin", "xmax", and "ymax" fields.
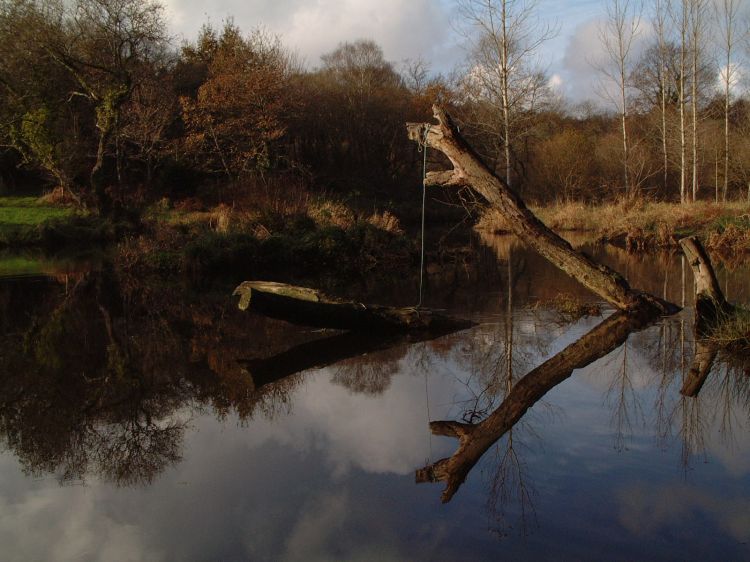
[
  {"xmin": 0, "ymin": 196, "xmax": 127, "ymax": 249},
  {"xmin": 115, "ymin": 198, "xmax": 416, "ymax": 282},
  {"xmin": 477, "ymin": 200, "xmax": 750, "ymax": 254}
]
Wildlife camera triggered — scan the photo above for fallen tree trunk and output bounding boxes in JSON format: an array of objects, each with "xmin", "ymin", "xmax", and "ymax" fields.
[
  {"xmin": 407, "ymin": 106, "xmax": 678, "ymax": 315},
  {"xmin": 233, "ymin": 281, "xmax": 473, "ymax": 333},
  {"xmin": 676, "ymin": 236, "xmax": 730, "ymax": 395}
]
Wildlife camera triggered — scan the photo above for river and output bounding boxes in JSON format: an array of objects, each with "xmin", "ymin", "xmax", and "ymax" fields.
[{"xmin": 0, "ymin": 235, "xmax": 748, "ymax": 561}]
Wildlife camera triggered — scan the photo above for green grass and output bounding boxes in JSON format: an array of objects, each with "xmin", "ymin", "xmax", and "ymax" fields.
[
  {"xmin": 0, "ymin": 255, "xmax": 49, "ymax": 277},
  {"xmin": 0, "ymin": 196, "xmax": 74, "ymax": 226},
  {"xmin": 709, "ymin": 307, "xmax": 750, "ymax": 351},
  {"xmin": 0, "ymin": 196, "xmax": 124, "ymax": 248}
]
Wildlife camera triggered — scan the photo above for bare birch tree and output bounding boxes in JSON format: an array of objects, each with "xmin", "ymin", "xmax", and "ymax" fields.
[
  {"xmin": 671, "ymin": 0, "xmax": 689, "ymax": 203},
  {"xmin": 457, "ymin": 0, "xmax": 555, "ymax": 191},
  {"xmin": 689, "ymin": 0, "xmax": 708, "ymax": 202},
  {"xmin": 654, "ymin": 0, "xmax": 672, "ymax": 193},
  {"xmin": 597, "ymin": 0, "xmax": 642, "ymax": 198},
  {"xmin": 714, "ymin": 0, "xmax": 743, "ymax": 202}
]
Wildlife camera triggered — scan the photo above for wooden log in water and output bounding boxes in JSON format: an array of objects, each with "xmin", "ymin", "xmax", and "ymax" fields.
[
  {"xmin": 233, "ymin": 281, "xmax": 474, "ymax": 332},
  {"xmin": 416, "ymin": 306, "xmax": 661, "ymax": 503},
  {"xmin": 680, "ymin": 339, "xmax": 718, "ymax": 397}
]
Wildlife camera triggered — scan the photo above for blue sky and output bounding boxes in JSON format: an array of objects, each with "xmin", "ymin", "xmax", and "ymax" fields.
[{"xmin": 158, "ymin": 0, "xmax": 651, "ymax": 102}]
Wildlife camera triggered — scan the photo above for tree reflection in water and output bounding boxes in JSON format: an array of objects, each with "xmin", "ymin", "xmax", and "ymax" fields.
[
  {"xmin": 0, "ymin": 268, "xmax": 335, "ymax": 485},
  {"xmin": 0, "ymin": 258, "xmax": 748, "ymax": 541},
  {"xmin": 416, "ymin": 299, "xmax": 750, "ymax": 538}
]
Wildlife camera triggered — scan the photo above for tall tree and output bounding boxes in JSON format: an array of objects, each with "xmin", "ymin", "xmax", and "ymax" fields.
[
  {"xmin": 457, "ymin": 0, "xmax": 555, "ymax": 192},
  {"xmin": 597, "ymin": 0, "xmax": 642, "ymax": 198},
  {"xmin": 714, "ymin": 0, "xmax": 743, "ymax": 201},
  {"xmin": 180, "ymin": 23, "xmax": 294, "ymax": 183},
  {"xmin": 655, "ymin": 0, "xmax": 672, "ymax": 193},
  {"xmin": 688, "ymin": 0, "xmax": 708, "ymax": 202},
  {"xmin": 0, "ymin": 0, "xmax": 84, "ymax": 196},
  {"xmin": 46, "ymin": 0, "xmax": 167, "ymax": 211},
  {"xmin": 670, "ymin": 0, "xmax": 689, "ymax": 203}
]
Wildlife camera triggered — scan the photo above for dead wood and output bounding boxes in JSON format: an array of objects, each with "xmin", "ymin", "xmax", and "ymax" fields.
[
  {"xmin": 233, "ymin": 281, "xmax": 474, "ymax": 333},
  {"xmin": 679, "ymin": 236, "xmax": 734, "ymax": 331},
  {"xmin": 680, "ymin": 339, "xmax": 719, "ymax": 397},
  {"xmin": 406, "ymin": 106, "xmax": 679, "ymax": 315},
  {"xmin": 242, "ymin": 326, "xmax": 467, "ymax": 389}
]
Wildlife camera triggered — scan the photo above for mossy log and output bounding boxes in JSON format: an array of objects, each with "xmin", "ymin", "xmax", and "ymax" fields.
[
  {"xmin": 406, "ymin": 106, "xmax": 679, "ymax": 315},
  {"xmin": 233, "ymin": 281, "xmax": 473, "ymax": 332}
]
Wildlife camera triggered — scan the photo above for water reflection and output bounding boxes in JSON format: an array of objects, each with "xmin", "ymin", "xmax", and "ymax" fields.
[{"xmin": 0, "ymin": 240, "xmax": 748, "ymax": 560}]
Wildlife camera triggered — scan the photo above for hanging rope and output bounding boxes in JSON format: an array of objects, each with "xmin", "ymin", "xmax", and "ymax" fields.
[
  {"xmin": 424, "ymin": 370, "xmax": 433, "ymax": 461},
  {"xmin": 416, "ymin": 124, "xmax": 430, "ymax": 309}
]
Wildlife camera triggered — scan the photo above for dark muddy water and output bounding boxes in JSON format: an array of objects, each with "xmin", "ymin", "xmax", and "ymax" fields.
[{"xmin": 0, "ymin": 236, "xmax": 748, "ymax": 561}]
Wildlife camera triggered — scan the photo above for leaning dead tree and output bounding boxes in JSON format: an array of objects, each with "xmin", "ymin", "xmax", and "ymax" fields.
[{"xmin": 407, "ymin": 106, "xmax": 679, "ymax": 315}]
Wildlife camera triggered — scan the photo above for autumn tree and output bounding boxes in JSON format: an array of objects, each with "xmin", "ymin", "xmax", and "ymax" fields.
[
  {"xmin": 0, "ymin": 0, "xmax": 168, "ymax": 211},
  {"xmin": 45, "ymin": 0, "xmax": 167, "ymax": 211},
  {"xmin": 290, "ymin": 40, "xmax": 413, "ymax": 193},
  {"xmin": 179, "ymin": 23, "xmax": 295, "ymax": 185}
]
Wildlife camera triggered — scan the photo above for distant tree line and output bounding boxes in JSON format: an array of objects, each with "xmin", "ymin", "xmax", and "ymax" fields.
[{"xmin": 0, "ymin": 0, "xmax": 749, "ymax": 216}]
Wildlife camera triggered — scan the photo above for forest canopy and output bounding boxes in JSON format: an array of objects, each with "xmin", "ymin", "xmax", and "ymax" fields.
[{"xmin": 1, "ymin": 0, "xmax": 749, "ymax": 213}]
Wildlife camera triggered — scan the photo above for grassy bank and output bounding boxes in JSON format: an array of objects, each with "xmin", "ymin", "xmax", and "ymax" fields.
[
  {"xmin": 117, "ymin": 198, "xmax": 415, "ymax": 281},
  {"xmin": 477, "ymin": 200, "xmax": 750, "ymax": 252},
  {"xmin": 0, "ymin": 196, "xmax": 120, "ymax": 249}
]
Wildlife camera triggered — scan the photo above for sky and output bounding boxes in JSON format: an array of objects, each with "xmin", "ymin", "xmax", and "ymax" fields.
[
  {"xmin": 159, "ymin": 0, "xmax": 743, "ymax": 103},
  {"xmin": 160, "ymin": 0, "xmax": 615, "ymax": 101}
]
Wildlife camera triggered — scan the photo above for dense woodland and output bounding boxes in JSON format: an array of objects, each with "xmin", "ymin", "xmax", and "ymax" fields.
[{"xmin": 1, "ymin": 0, "xmax": 750, "ymax": 218}]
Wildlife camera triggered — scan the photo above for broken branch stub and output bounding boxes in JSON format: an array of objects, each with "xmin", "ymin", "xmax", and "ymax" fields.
[
  {"xmin": 679, "ymin": 236, "xmax": 733, "ymax": 329},
  {"xmin": 406, "ymin": 106, "xmax": 679, "ymax": 315}
]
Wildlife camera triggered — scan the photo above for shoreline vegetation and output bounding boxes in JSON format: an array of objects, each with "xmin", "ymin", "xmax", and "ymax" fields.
[
  {"xmin": 1, "ymin": 188, "xmax": 747, "ymax": 356},
  {"xmin": 4, "ymin": 194, "xmax": 750, "ymax": 272},
  {"xmin": 477, "ymin": 199, "xmax": 750, "ymax": 254}
]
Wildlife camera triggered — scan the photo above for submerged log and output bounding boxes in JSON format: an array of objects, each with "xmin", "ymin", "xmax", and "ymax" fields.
[
  {"xmin": 407, "ymin": 106, "xmax": 679, "ymax": 315},
  {"xmin": 233, "ymin": 281, "xmax": 473, "ymax": 333},
  {"xmin": 676, "ymin": 236, "xmax": 728, "ymax": 395},
  {"xmin": 416, "ymin": 306, "xmax": 661, "ymax": 503}
]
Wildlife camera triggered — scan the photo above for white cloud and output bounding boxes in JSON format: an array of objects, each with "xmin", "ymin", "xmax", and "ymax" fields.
[{"xmin": 162, "ymin": 0, "xmax": 463, "ymax": 72}]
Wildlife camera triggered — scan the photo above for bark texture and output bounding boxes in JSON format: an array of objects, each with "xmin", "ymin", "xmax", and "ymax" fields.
[
  {"xmin": 679, "ymin": 236, "xmax": 733, "ymax": 330},
  {"xmin": 680, "ymin": 339, "xmax": 718, "ymax": 397},
  {"xmin": 233, "ymin": 281, "xmax": 474, "ymax": 332},
  {"xmin": 407, "ymin": 106, "xmax": 679, "ymax": 314}
]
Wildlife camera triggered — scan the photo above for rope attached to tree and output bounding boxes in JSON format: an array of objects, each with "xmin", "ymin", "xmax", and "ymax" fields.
[{"xmin": 416, "ymin": 124, "xmax": 431, "ymax": 309}]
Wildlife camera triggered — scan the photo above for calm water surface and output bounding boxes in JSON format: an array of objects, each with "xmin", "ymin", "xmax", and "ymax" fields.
[{"xmin": 0, "ymin": 237, "xmax": 749, "ymax": 561}]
